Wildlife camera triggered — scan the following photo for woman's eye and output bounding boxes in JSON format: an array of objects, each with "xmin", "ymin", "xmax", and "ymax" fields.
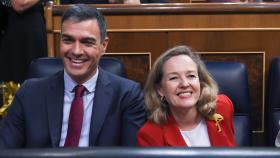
[
  {"xmin": 169, "ymin": 76, "xmax": 177, "ymax": 80},
  {"xmin": 188, "ymin": 74, "xmax": 197, "ymax": 79}
]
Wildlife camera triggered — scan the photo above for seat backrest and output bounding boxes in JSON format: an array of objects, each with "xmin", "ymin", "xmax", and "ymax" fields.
[
  {"xmin": 28, "ymin": 57, "xmax": 126, "ymax": 78},
  {"xmin": 205, "ymin": 62, "xmax": 252, "ymax": 146},
  {"xmin": 267, "ymin": 56, "xmax": 280, "ymax": 146}
]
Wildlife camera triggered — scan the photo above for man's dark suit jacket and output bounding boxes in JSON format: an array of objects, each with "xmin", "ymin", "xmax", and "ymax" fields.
[
  {"xmin": 0, "ymin": 68, "xmax": 146, "ymax": 148},
  {"xmin": 60, "ymin": 0, "xmax": 168, "ymax": 4}
]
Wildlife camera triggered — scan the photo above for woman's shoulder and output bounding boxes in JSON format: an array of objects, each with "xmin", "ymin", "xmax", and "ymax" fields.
[
  {"xmin": 216, "ymin": 94, "xmax": 234, "ymax": 114},
  {"xmin": 216, "ymin": 94, "xmax": 233, "ymax": 107}
]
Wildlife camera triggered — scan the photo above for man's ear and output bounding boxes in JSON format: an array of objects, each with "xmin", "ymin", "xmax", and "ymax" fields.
[{"xmin": 101, "ymin": 37, "xmax": 109, "ymax": 54}]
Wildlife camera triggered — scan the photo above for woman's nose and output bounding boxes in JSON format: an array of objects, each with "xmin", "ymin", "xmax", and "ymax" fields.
[{"xmin": 180, "ymin": 77, "xmax": 190, "ymax": 87}]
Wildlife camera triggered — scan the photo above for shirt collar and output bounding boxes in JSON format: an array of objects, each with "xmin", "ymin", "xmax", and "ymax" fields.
[{"xmin": 64, "ymin": 68, "xmax": 99, "ymax": 93}]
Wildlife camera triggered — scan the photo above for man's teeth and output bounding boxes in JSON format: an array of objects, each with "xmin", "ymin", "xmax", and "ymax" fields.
[{"xmin": 71, "ymin": 59, "xmax": 84, "ymax": 63}]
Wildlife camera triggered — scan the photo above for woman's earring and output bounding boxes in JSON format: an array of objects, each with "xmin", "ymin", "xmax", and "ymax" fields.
[{"xmin": 160, "ymin": 96, "xmax": 166, "ymax": 102}]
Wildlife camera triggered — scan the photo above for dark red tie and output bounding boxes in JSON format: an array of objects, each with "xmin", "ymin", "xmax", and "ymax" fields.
[{"xmin": 64, "ymin": 85, "xmax": 86, "ymax": 147}]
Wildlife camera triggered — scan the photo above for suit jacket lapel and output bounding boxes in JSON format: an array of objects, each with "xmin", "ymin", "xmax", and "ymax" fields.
[
  {"xmin": 89, "ymin": 69, "xmax": 112, "ymax": 146},
  {"xmin": 46, "ymin": 71, "xmax": 65, "ymax": 147},
  {"xmin": 163, "ymin": 114, "xmax": 230, "ymax": 147},
  {"xmin": 163, "ymin": 114, "xmax": 186, "ymax": 146}
]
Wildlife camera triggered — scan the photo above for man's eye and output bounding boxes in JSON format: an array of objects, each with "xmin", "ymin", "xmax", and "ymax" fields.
[
  {"xmin": 85, "ymin": 42, "xmax": 94, "ymax": 47},
  {"xmin": 82, "ymin": 41, "xmax": 95, "ymax": 47},
  {"xmin": 62, "ymin": 38, "xmax": 73, "ymax": 44}
]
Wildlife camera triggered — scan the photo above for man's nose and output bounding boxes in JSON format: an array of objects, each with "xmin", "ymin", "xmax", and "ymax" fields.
[{"xmin": 72, "ymin": 42, "xmax": 83, "ymax": 54}]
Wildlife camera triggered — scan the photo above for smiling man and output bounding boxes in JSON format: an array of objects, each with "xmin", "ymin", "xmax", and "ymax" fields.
[{"xmin": 0, "ymin": 4, "xmax": 146, "ymax": 148}]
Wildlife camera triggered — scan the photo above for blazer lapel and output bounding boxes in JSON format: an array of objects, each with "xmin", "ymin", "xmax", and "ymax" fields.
[
  {"xmin": 89, "ymin": 69, "xmax": 113, "ymax": 146},
  {"xmin": 163, "ymin": 114, "xmax": 230, "ymax": 147},
  {"xmin": 206, "ymin": 119, "xmax": 228, "ymax": 146},
  {"xmin": 163, "ymin": 114, "xmax": 186, "ymax": 146},
  {"xmin": 46, "ymin": 71, "xmax": 65, "ymax": 147}
]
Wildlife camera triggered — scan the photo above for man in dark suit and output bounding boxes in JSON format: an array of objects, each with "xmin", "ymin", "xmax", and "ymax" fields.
[{"xmin": 0, "ymin": 4, "xmax": 146, "ymax": 148}]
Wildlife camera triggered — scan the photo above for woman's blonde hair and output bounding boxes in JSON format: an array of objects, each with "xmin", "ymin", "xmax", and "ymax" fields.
[{"xmin": 144, "ymin": 45, "xmax": 218, "ymax": 125}]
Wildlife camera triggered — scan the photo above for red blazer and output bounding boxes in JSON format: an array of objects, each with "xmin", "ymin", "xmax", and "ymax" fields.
[{"xmin": 137, "ymin": 94, "xmax": 236, "ymax": 147}]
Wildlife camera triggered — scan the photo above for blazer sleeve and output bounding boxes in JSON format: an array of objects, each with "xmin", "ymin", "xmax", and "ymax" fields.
[
  {"xmin": 120, "ymin": 82, "xmax": 147, "ymax": 146},
  {"xmin": 0, "ymin": 81, "xmax": 28, "ymax": 148},
  {"xmin": 137, "ymin": 122, "xmax": 165, "ymax": 146}
]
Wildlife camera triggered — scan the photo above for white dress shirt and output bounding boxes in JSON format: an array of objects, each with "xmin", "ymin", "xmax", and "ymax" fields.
[
  {"xmin": 59, "ymin": 68, "xmax": 99, "ymax": 147},
  {"xmin": 275, "ymin": 120, "xmax": 280, "ymax": 147}
]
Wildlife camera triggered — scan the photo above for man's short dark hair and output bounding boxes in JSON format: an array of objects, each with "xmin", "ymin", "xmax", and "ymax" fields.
[{"xmin": 61, "ymin": 4, "xmax": 107, "ymax": 42}]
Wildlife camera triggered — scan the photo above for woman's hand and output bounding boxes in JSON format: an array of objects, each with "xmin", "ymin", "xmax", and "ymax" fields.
[{"xmin": 12, "ymin": 0, "xmax": 39, "ymax": 13}]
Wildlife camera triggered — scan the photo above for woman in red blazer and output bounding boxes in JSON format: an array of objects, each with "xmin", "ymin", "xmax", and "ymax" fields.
[{"xmin": 137, "ymin": 45, "xmax": 236, "ymax": 147}]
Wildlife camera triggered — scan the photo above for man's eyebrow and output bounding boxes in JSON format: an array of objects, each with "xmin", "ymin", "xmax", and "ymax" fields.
[
  {"xmin": 61, "ymin": 34, "xmax": 72, "ymax": 38},
  {"xmin": 80, "ymin": 37, "xmax": 97, "ymax": 43},
  {"xmin": 82, "ymin": 37, "xmax": 96, "ymax": 41}
]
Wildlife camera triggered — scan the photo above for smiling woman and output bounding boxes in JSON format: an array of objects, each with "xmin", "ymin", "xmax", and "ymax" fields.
[{"xmin": 137, "ymin": 45, "xmax": 236, "ymax": 147}]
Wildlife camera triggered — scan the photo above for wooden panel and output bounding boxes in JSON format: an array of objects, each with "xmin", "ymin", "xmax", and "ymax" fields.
[
  {"xmin": 105, "ymin": 14, "xmax": 280, "ymax": 29},
  {"xmin": 104, "ymin": 53, "xmax": 151, "ymax": 87},
  {"xmin": 54, "ymin": 33, "xmax": 60, "ymax": 56},
  {"xmin": 107, "ymin": 32, "xmax": 168, "ymax": 62},
  {"xmin": 52, "ymin": 13, "xmax": 280, "ymax": 30}
]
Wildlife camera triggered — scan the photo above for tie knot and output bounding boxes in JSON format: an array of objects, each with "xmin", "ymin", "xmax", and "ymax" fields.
[{"xmin": 74, "ymin": 85, "xmax": 86, "ymax": 97}]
